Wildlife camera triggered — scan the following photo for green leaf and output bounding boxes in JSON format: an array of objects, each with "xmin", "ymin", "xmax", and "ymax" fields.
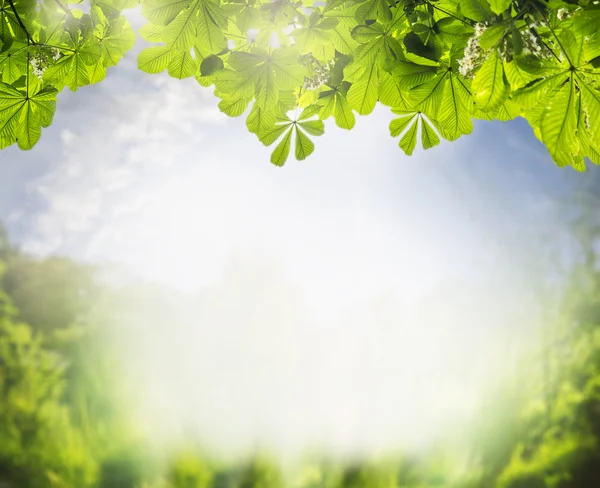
[
  {"xmin": 437, "ymin": 75, "xmax": 473, "ymax": 141},
  {"xmin": 200, "ymin": 55, "xmax": 223, "ymax": 76},
  {"xmin": 298, "ymin": 119, "xmax": 325, "ymax": 136},
  {"xmin": 347, "ymin": 64, "xmax": 379, "ymax": 115},
  {"xmin": 378, "ymin": 70, "xmax": 410, "ymax": 109},
  {"xmin": 410, "ymin": 72, "xmax": 446, "ymax": 117},
  {"xmin": 399, "ymin": 118, "xmax": 418, "ymax": 155},
  {"xmin": 392, "ymin": 61, "xmax": 437, "ymax": 90},
  {"xmin": 196, "ymin": 0, "xmax": 227, "ymax": 55},
  {"xmin": 142, "ymin": 0, "xmax": 190, "ymax": 26},
  {"xmin": 578, "ymin": 78, "xmax": 600, "ymax": 145},
  {"xmin": 138, "ymin": 46, "xmax": 175, "ymax": 74},
  {"xmin": 403, "ymin": 32, "xmax": 442, "ymax": 62},
  {"xmin": 270, "ymin": 127, "xmax": 292, "ymax": 166},
  {"xmin": 168, "ymin": 51, "xmax": 197, "ymax": 79},
  {"xmin": 351, "ymin": 24, "xmax": 384, "ymax": 43},
  {"xmin": 511, "ymin": 73, "xmax": 566, "ymax": 109},
  {"xmin": 478, "ymin": 24, "xmax": 506, "ymax": 51},
  {"xmin": 139, "ymin": 23, "xmax": 165, "ymax": 43},
  {"xmin": 572, "ymin": 7, "xmax": 600, "ymax": 36},
  {"xmin": 472, "ymin": 51, "xmax": 508, "ymax": 111},
  {"xmin": 163, "ymin": 0, "xmax": 200, "ymax": 51},
  {"xmin": 389, "ymin": 112, "xmax": 418, "ymax": 137},
  {"xmin": 488, "ymin": 0, "xmax": 511, "ymax": 15},
  {"xmin": 420, "ymin": 116, "xmax": 440, "ymax": 150},
  {"xmin": 540, "ymin": 77, "xmax": 579, "ymax": 163},
  {"xmin": 0, "ymin": 45, "xmax": 27, "ymax": 84},
  {"xmin": 218, "ymin": 97, "xmax": 249, "ymax": 117},
  {"xmin": 354, "ymin": 0, "xmax": 391, "ymax": 23},
  {"xmin": 246, "ymin": 104, "xmax": 275, "ymax": 136},
  {"xmin": 295, "ymin": 125, "xmax": 315, "ymax": 160},
  {"xmin": 333, "ymin": 93, "xmax": 355, "ymax": 129},
  {"xmin": 459, "ymin": 0, "xmax": 492, "ymax": 22},
  {"xmin": 0, "ymin": 83, "xmax": 56, "ymax": 150}
]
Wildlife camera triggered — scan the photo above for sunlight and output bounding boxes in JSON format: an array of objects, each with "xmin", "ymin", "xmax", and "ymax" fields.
[{"xmin": 96, "ymin": 159, "xmax": 546, "ymax": 461}]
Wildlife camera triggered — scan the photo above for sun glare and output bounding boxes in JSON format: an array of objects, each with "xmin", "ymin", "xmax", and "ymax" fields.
[{"xmin": 98, "ymin": 159, "xmax": 545, "ymax": 461}]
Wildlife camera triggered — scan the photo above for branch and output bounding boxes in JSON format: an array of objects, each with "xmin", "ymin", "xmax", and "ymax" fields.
[{"xmin": 6, "ymin": 0, "xmax": 35, "ymax": 45}]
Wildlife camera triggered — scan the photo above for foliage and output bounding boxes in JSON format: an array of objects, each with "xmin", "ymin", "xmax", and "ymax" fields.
[
  {"xmin": 0, "ymin": 0, "xmax": 599, "ymax": 168},
  {"xmin": 1, "ymin": 217, "xmax": 600, "ymax": 487}
]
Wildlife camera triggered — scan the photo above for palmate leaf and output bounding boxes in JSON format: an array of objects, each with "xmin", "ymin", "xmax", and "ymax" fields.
[
  {"xmin": 258, "ymin": 107, "xmax": 324, "ymax": 166},
  {"xmin": 0, "ymin": 83, "xmax": 57, "ymax": 150},
  {"xmin": 44, "ymin": 50, "xmax": 92, "ymax": 91},
  {"xmin": 389, "ymin": 111, "xmax": 441, "ymax": 155},
  {"xmin": 318, "ymin": 89, "xmax": 356, "ymax": 129},
  {"xmin": 91, "ymin": 7, "xmax": 136, "ymax": 67},
  {"xmin": 0, "ymin": 45, "xmax": 28, "ymax": 84},
  {"xmin": 0, "ymin": 0, "xmax": 596, "ymax": 168},
  {"xmin": 408, "ymin": 69, "xmax": 473, "ymax": 141}
]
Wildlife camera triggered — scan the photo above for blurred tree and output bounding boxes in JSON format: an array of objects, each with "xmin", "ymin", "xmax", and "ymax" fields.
[
  {"xmin": 0, "ymin": 279, "xmax": 97, "ymax": 488},
  {"xmin": 1, "ymin": 255, "xmax": 98, "ymax": 334}
]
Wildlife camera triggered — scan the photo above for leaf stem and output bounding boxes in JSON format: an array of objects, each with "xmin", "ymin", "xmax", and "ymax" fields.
[{"xmin": 26, "ymin": 52, "xmax": 29, "ymax": 96}]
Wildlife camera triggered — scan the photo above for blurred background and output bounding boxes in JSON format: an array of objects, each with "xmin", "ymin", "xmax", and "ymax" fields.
[{"xmin": 1, "ymin": 163, "xmax": 600, "ymax": 488}]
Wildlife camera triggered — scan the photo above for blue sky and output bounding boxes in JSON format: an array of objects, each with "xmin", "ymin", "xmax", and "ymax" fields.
[{"xmin": 0, "ymin": 18, "xmax": 595, "ymax": 456}]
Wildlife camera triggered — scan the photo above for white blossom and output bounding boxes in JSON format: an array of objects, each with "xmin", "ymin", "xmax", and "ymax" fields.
[{"xmin": 557, "ymin": 8, "xmax": 570, "ymax": 20}]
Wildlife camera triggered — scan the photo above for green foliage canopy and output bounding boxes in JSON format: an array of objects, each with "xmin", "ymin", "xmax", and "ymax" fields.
[{"xmin": 1, "ymin": 0, "xmax": 600, "ymax": 168}]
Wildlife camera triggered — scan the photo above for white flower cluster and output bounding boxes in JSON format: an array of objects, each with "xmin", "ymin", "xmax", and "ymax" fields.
[
  {"xmin": 29, "ymin": 47, "xmax": 61, "ymax": 80},
  {"xmin": 301, "ymin": 55, "xmax": 334, "ymax": 90},
  {"xmin": 557, "ymin": 8, "xmax": 570, "ymax": 21},
  {"xmin": 458, "ymin": 19, "xmax": 557, "ymax": 78},
  {"xmin": 518, "ymin": 28, "xmax": 552, "ymax": 59},
  {"xmin": 458, "ymin": 23, "xmax": 486, "ymax": 78}
]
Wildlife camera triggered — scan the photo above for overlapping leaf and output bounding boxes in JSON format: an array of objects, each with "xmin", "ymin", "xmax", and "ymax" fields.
[{"xmin": 0, "ymin": 0, "xmax": 598, "ymax": 170}]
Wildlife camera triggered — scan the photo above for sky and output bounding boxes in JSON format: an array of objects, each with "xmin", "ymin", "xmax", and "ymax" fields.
[{"xmin": 0, "ymin": 11, "xmax": 595, "ymax": 458}]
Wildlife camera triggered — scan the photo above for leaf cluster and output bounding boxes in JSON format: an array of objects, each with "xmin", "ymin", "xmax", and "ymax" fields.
[{"xmin": 1, "ymin": 0, "xmax": 600, "ymax": 169}]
